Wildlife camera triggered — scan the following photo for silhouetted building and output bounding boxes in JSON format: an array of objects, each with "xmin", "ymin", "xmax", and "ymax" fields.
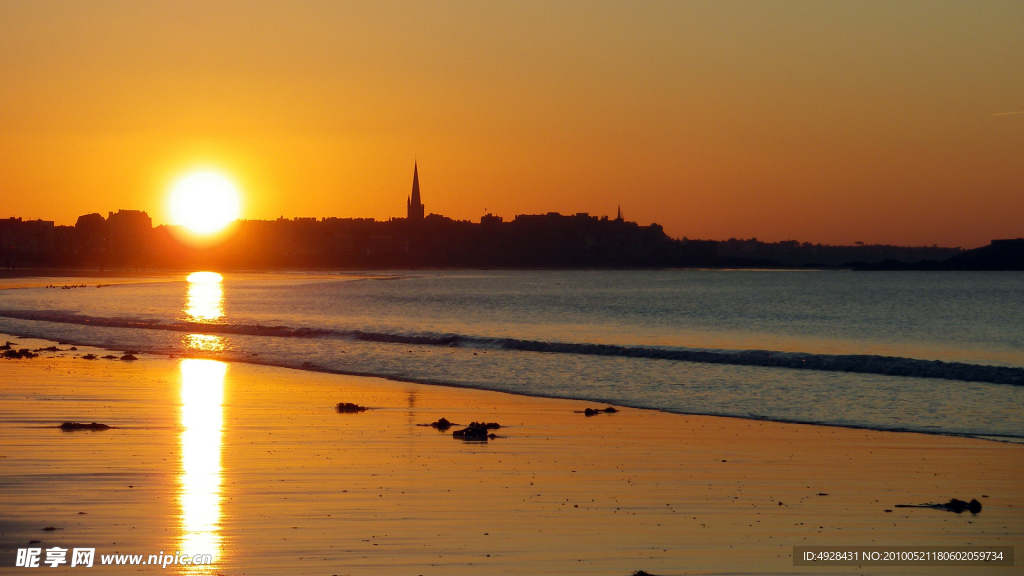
[
  {"xmin": 406, "ymin": 163, "xmax": 424, "ymax": 221},
  {"xmin": 6, "ymin": 164, "xmax": 1002, "ymax": 270},
  {"xmin": 74, "ymin": 213, "xmax": 107, "ymax": 260},
  {"xmin": 0, "ymin": 217, "xmax": 58, "ymax": 266},
  {"xmin": 106, "ymin": 209, "xmax": 153, "ymax": 264},
  {"xmin": 1, "ymin": 218, "xmax": 46, "ymax": 252}
]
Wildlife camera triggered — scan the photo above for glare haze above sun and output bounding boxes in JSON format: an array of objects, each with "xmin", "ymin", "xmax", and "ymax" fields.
[{"xmin": 169, "ymin": 171, "xmax": 241, "ymax": 234}]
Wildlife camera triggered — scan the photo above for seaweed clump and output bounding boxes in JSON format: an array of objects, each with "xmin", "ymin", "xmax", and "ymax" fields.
[
  {"xmin": 581, "ymin": 407, "xmax": 619, "ymax": 416},
  {"xmin": 59, "ymin": 422, "xmax": 112, "ymax": 431},
  {"xmin": 452, "ymin": 422, "xmax": 501, "ymax": 441}
]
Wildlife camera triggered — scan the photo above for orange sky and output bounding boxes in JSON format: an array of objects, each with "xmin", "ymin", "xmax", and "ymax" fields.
[{"xmin": 1, "ymin": 1, "xmax": 1021, "ymax": 248}]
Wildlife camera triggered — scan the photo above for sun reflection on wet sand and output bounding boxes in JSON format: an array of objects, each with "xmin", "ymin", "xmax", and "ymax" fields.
[
  {"xmin": 179, "ymin": 358, "xmax": 226, "ymax": 572},
  {"xmin": 183, "ymin": 272, "xmax": 225, "ymax": 352}
]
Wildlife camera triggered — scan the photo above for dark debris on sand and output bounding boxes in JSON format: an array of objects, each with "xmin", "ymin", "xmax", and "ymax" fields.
[
  {"xmin": 35, "ymin": 346, "xmax": 65, "ymax": 352},
  {"xmin": 2, "ymin": 348, "xmax": 38, "ymax": 359},
  {"xmin": 895, "ymin": 498, "xmax": 982, "ymax": 514},
  {"xmin": 452, "ymin": 422, "xmax": 501, "ymax": 441},
  {"xmin": 578, "ymin": 407, "xmax": 619, "ymax": 416},
  {"xmin": 336, "ymin": 402, "xmax": 368, "ymax": 413},
  {"xmin": 417, "ymin": 417, "xmax": 455, "ymax": 430},
  {"xmin": 59, "ymin": 422, "xmax": 112, "ymax": 431},
  {"xmin": 120, "ymin": 354, "xmax": 138, "ymax": 361}
]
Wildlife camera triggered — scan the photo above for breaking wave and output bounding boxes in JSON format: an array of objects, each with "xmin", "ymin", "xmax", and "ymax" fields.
[{"xmin": 2, "ymin": 308, "xmax": 1022, "ymax": 386}]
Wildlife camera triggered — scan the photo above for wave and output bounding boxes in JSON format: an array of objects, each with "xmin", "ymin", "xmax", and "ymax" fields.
[{"xmin": 2, "ymin": 308, "xmax": 1022, "ymax": 386}]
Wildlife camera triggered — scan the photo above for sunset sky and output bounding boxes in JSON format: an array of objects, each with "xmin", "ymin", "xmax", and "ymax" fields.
[{"xmin": 1, "ymin": 1, "xmax": 1021, "ymax": 248}]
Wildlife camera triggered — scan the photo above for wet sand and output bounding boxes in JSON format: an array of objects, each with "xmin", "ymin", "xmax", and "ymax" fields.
[{"xmin": 0, "ymin": 336, "xmax": 1021, "ymax": 575}]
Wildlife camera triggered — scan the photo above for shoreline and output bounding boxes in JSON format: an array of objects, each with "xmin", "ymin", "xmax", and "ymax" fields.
[
  {"xmin": 5, "ymin": 309, "xmax": 1022, "ymax": 385},
  {"xmin": 2, "ymin": 330, "xmax": 1024, "ymax": 446},
  {"xmin": 0, "ymin": 337, "xmax": 1020, "ymax": 574},
  {"xmin": 0, "ymin": 269, "xmax": 391, "ymax": 289},
  {"xmin": 2, "ymin": 329, "xmax": 1022, "ymax": 444},
  {"xmin": 3, "ymin": 267, "xmax": 1023, "ymax": 278}
]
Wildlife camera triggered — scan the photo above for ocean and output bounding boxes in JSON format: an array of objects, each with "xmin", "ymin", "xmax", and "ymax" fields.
[{"xmin": 1, "ymin": 269, "xmax": 1022, "ymax": 440}]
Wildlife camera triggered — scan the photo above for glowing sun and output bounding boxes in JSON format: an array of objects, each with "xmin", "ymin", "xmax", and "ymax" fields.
[{"xmin": 169, "ymin": 171, "xmax": 241, "ymax": 234}]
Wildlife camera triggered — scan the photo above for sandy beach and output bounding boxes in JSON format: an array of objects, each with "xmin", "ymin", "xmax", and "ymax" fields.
[
  {"xmin": 1, "ymin": 335, "xmax": 1021, "ymax": 575},
  {"xmin": 4, "ymin": 0, "xmax": 1021, "ymax": 573}
]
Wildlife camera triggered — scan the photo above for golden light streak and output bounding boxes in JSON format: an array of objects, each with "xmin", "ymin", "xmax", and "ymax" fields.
[
  {"xmin": 183, "ymin": 271, "xmax": 225, "ymax": 352},
  {"xmin": 178, "ymin": 358, "xmax": 226, "ymax": 572}
]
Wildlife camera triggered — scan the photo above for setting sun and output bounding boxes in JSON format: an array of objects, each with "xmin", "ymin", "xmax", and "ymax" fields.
[{"xmin": 169, "ymin": 172, "xmax": 241, "ymax": 234}]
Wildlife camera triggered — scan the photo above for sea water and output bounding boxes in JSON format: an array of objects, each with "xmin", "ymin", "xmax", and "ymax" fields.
[{"xmin": 1, "ymin": 269, "xmax": 1022, "ymax": 439}]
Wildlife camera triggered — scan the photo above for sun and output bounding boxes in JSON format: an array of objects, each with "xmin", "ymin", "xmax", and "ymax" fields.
[{"xmin": 169, "ymin": 171, "xmax": 241, "ymax": 234}]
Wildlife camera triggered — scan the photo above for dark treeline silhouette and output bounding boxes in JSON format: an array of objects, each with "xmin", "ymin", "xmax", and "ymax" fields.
[
  {"xmin": 1, "ymin": 165, "xmax": 1019, "ymax": 270},
  {"xmin": 717, "ymin": 238, "xmax": 961, "ymax": 267}
]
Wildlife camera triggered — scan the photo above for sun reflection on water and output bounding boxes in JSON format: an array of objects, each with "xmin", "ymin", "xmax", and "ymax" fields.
[
  {"xmin": 178, "ymin": 358, "xmax": 226, "ymax": 571},
  {"xmin": 183, "ymin": 334, "xmax": 224, "ymax": 352},
  {"xmin": 183, "ymin": 272, "xmax": 225, "ymax": 352},
  {"xmin": 185, "ymin": 272, "xmax": 224, "ymax": 322}
]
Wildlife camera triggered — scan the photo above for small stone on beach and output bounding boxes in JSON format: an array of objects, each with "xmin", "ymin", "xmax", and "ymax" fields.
[{"xmin": 336, "ymin": 402, "xmax": 368, "ymax": 413}]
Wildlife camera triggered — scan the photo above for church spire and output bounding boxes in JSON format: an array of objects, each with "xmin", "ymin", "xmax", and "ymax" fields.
[
  {"xmin": 407, "ymin": 162, "xmax": 424, "ymax": 220},
  {"xmin": 411, "ymin": 162, "xmax": 420, "ymax": 206}
]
